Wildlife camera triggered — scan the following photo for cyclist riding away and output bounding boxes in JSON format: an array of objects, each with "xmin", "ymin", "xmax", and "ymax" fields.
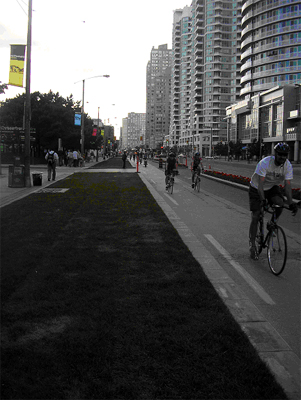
[
  {"xmin": 192, "ymin": 152, "xmax": 204, "ymax": 188},
  {"xmin": 165, "ymin": 152, "xmax": 176, "ymax": 190},
  {"xmin": 248, "ymin": 142, "xmax": 298, "ymax": 259}
]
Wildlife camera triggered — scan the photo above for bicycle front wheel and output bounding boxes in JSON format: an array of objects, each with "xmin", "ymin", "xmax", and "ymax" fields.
[
  {"xmin": 168, "ymin": 178, "xmax": 174, "ymax": 194},
  {"xmin": 267, "ymin": 226, "xmax": 287, "ymax": 275}
]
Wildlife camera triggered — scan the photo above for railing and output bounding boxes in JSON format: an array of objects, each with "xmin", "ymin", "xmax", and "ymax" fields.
[{"xmin": 253, "ymin": 52, "xmax": 301, "ymax": 67}]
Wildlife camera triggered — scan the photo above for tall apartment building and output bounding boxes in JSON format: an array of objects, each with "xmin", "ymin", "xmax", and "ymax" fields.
[
  {"xmin": 121, "ymin": 118, "xmax": 128, "ymax": 150},
  {"xmin": 146, "ymin": 44, "xmax": 172, "ymax": 149},
  {"xmin": 170, "ymin": 6, "xmax": 193, "ymax": 148},
  {"xmin": 240, "ymin": 0, "xmax": 301, "ymax": 99},
  {"xmin": 170, "ymin": 0, "xmax": 242, "ymax": 155},
  {"xmin": 121, "ymin": 112, "xmax": 146, "ymax": 149}
]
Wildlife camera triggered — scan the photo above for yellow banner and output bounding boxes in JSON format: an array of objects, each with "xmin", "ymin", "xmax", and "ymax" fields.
[
  {"xmin": 9, "ymin": 45, "xmax": 26, "ymax": 87},
  {"xmin": 101, "ymin": 130, "xmax": 104, "ymax": 136}
]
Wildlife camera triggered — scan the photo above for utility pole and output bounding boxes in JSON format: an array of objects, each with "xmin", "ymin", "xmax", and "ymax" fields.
[
  {"xmin": 24, "ymin": 0, "xmax": 32, "ymax": 187},
  {"xmin": 81, "ymin": 79, "xmax": 85, "ymax": 155},
  {"xmin": 74, "ymin": 75, "xmax": 110, "ymax": 156}
]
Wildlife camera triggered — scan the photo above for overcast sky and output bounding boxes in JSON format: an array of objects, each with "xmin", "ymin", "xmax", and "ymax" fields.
[{"xmin": 0, "ymin": 0, "xmax": 188, "ymax": 138}]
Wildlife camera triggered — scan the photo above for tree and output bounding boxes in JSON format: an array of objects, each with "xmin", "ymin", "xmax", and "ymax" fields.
[
  {"xmin": 0, "ymin": 82, "xmax": 8, "ymax": 95},
  {"xmin": 214, "ymin": 142, "xmax": 228, "ymax": 156},
  {"xmin": 0, "ymin": 91, "xmax": 94, "ymax": 152}
]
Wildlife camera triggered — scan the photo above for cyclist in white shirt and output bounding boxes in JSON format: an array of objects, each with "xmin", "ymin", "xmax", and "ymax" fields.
[{"xmin": 248, "ymin": 142, "xmax": 298, "ymax": 259}]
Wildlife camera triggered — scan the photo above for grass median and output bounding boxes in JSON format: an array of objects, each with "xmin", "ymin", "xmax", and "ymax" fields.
[{"xmin": 1, "ymin": 172, "xmax": 288, "ymax": 399}]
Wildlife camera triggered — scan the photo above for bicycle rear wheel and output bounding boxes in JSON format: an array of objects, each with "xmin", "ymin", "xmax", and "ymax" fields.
[
  {"xmin": 267, "ymin": 225, "xmax": 287, "ymax": 275},
  {"xmin": 168, "ymin": 178, "xmax": 174, "ymax": 194},
  {"xmin": 196, "ymin": 176, "xmax": 201, "ymax": 192}
]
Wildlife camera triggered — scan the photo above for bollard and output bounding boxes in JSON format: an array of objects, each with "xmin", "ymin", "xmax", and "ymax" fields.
[
  {"xmin": 137, "ymin": 157, "xmax": 139, "ymax": 173},
  {"xmin": 159, "ymin": 158, "xmax": 163, "ymax": 168},
  {"xmin": 209, "ymin": 164, "xmax": 211, "ymax": 170}
]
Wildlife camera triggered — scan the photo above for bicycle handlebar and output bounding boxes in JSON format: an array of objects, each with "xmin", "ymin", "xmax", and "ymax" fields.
[{"xmin": 262, "ymin": 201, "xmax": 300, "ymax": 213}]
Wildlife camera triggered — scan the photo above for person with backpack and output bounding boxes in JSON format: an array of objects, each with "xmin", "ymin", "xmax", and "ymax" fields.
[
  {"xmin": 122, "ymin": 151, "xmax": 127, "ymax": 169},
  {"xmin": 45, "ymin": 149, "xmax": 58, "ymax": 181}
]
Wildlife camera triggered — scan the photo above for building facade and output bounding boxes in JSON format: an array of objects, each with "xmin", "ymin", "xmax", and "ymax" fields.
[
  {"xmin": 226, "ymin": 84, "xmax": 301, "ymax": 161},
  {"xmin": 146, "ymin": 44, "xmax": 172, "ymax": 149},
  {"xmin": 121, "ymin": 113, "xmax": 146, "ymax": 150},
  {"xmin": 240, "ymin": 0, "xmax": 301, "ymax": 99},
  {"xmin": 170, "ymin": 6, "xmax": 193, "ymax": 149},
  {"xmin": 170, "ymin": 0, "xmax": 242, "ymax": 156}
]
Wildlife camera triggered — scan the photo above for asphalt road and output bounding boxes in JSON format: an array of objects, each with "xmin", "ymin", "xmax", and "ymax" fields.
[{"xmin": 145, "ymin": 160, "xmax": 301, "ymax": 358}]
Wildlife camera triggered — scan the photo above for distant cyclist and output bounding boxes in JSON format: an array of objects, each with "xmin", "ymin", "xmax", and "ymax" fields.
[
  {"xmin": 248, "ymin": 142, "xmax": 298, "ymax": 259},
  {"xmin": 165, "ymin": 152, "xmax": 176, "ymax": 190},
  {"xmin": 191, "ymin": 152, "xmax": 204, "ymax": 188}
]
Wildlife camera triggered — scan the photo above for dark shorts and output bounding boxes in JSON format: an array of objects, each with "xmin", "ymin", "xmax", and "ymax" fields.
[
  {"xmin": 165, "ymin": 168, "xmax": 175, "ymax": 176},
  {"xmin": 249, "ymin": 185, "xmax": 283, "ymax": 212}
]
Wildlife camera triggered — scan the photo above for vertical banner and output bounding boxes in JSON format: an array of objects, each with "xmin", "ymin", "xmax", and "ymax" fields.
[
  {"xmin": 9, "ymin": 45, "xmax": 26, "ymax": 87},
  {"xmin": 74, "ymin": 113, "xmax": 81, "ymax": 126}
]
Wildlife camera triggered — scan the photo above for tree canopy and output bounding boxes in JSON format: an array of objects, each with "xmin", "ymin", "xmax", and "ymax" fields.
[{"xmin": 0, "ymin": 90, "xmax": 94, "ymax": 151}]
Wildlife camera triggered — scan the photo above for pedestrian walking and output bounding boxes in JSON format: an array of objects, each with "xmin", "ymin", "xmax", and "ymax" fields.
[
  {"xmin": 122, "ymin": 151, "xmax": 127, "ymax": 169},
  {"xmin": 45, "ymin": 149, "xmax": 58, "ymax": 181},
  {"xmin": 73, "ymin": 150, "xmax": 78, "ymax": 167},
  {"xmin": 67, "ymin": 150, "xmax": 73, "ymax": 167}
]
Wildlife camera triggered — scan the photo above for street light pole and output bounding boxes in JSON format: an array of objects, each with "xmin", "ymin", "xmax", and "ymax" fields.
[
  {"xmin": 74, "ymin": 75, "xmax": 110, "ymax": 156},
  {"xmin": 204, "ymin": 125, "xmax": 213, "ymax": 157},
  {"xmin": 24, "ymin": 0, "xmax": 32, "ymax": 187},
  {"xmin": 81, "ymin": 79, "xmax": 85, "ymax": 155}
]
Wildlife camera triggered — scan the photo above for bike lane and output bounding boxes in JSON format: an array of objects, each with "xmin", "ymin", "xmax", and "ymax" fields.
[{"xmin": 136, "ymin": 160, "xmax": 300, "ymax": 400}]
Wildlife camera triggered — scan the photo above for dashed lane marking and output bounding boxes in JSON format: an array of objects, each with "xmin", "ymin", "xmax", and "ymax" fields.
[
  {"xmin": 163, "ymin": 192, "xmax": 179, "ymax": 206},
  {"xmin": 205, "ymin": 234, "xmax": 275, "ymax": 306}
]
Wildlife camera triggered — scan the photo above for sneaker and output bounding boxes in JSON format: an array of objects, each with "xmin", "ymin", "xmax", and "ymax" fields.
[
  {"xmin": 250, "ymin": 246, "xmax": 258, "ymax": 260},
  {"xmin": 192, "ymin": 183, "xmax": 195, "ymax": 188}
]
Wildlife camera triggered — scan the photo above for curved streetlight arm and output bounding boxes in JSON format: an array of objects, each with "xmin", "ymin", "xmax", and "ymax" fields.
[{"xmin": 74, "ymin": 75, "xmax": 110, "ymax": 84}]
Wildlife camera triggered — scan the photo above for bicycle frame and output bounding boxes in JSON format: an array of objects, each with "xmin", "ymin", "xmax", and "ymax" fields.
[
  {"xmin": 257, "ymin": 205, "xmax": 282, "ymax": 251},
  {"xmin": 255, "ymin": 203, "xmax": 295, "ymax": 275}
]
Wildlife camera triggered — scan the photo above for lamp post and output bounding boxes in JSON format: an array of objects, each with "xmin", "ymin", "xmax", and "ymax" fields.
[
  {"xmin": 74, "ymin": 75, "xmax": 110, "ymax": 155},
  {"xmin": 204, "ymin": 125, "xmax": 213, "ymax": 157},
  {"xmin": 24, "ymin": 0, "xmax": 32, "ymax": 187}
]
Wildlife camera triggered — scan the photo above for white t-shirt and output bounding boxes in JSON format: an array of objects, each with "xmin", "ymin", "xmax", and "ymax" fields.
[{"xmin": 250, "ymin": 156, "xmax": 293, "ymax": 190}]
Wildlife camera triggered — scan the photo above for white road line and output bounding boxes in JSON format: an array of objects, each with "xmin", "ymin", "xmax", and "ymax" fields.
[
  {"xmin": 204, "ymin": 234, "xmax": 275, "ymax": 306},
  {"xmin": 164, "ymin": 192, "xmax": 179, "ymax": 206}
]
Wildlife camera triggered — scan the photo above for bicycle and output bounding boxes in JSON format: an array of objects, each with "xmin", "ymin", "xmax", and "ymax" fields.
[
  {"xmin": 254, "ymin": 203, "xmax": 296, "ymax": 275},
  {"xmin": 166, "ymin": 170, "xmax": 176, "ymax": 194},
  {"xmin": 192, "ymin": 168, "xmax": 203, "ymax": 192}
]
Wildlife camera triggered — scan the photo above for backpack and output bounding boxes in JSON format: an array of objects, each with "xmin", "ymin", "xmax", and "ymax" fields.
[
  {"xmin": 168, "ymin": 157, "xmax": 176, "ymax": 169},
  {"xmin": 48, "ymin": 152, "xmax": 55, "ymax": 165},
  {"xmin": 194, "ymin": 156, "xmax": 200, "ymax": 167}
]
